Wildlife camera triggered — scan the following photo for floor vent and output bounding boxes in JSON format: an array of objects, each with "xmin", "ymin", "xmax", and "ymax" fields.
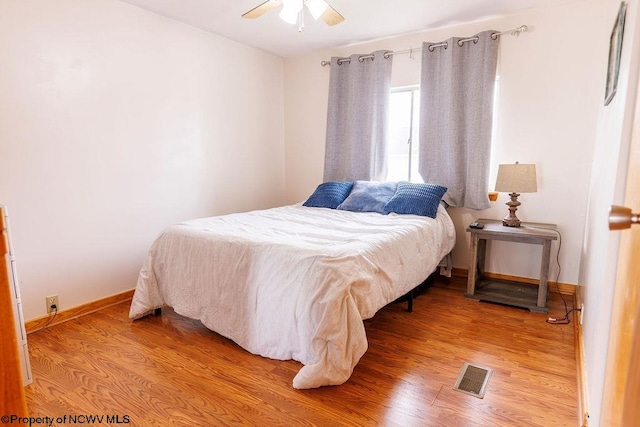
[{"xmin": 453, "ymin": 362, "xmax": 492, "ymax": 398}]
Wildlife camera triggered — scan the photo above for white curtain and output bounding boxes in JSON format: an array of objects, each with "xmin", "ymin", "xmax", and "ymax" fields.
[
  {"xmin": 418, "ymin": 31, "xmax": 500, "ymax": 210},
  {"xmin": 323, "ymin": 50, "xmax": 393, "ymax": 182}
]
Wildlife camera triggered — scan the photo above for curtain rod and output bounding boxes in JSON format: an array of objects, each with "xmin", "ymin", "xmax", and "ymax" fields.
[{"xmin": 320, "ymin": 25, "xmax": 528, "ymax": 66}]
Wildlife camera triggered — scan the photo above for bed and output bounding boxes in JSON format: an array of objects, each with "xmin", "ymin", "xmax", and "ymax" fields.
[{"xmin": 129, "ymin": 181, "xmax": 456, "ymax": 389}]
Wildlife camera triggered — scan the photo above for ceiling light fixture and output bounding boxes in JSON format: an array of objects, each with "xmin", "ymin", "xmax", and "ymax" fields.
[{"xmin": 242, "ymin": 0, "xmax": 344, "ymax": 32}]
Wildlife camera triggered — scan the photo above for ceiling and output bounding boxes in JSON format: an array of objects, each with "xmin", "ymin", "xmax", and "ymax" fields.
[{"xmin": 117, "ymin": 0, "xmax": 580, "ymax": 57}]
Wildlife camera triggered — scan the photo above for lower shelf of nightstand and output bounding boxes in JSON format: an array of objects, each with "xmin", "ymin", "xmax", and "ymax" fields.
[{"xmin": 465, "ymin": 279, "xmax": 548, "ymax": 313}]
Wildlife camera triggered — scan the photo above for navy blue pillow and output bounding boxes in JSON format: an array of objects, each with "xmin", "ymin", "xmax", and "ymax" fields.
[
  {"xmin": 303, "ymin": 181, "xmax": 354, "ymax": 209},
  {"xmin": 337, "ymin": 181, "xmax": 398, "ymax": 214},
  {"xmin": 383, "ymin": 182, "xmax": 447, "ymax": 218}
]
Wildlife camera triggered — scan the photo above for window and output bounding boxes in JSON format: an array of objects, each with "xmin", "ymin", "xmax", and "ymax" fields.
[{"xmin": 387, "ymin": 86, "xmax": 421, "ymax": 182}]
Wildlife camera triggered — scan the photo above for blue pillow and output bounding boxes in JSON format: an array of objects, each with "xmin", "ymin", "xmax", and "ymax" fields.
[
  {"xmin": 383, "ymin": 182, "xmax": 447, "ymax": 218},
  {"xmin": 337, "ymin": 181, "xmax": 398, "ymax": 214},
  {"xmin": 303, "ymin": 181, "xmax": 354, "ymax": 209}
]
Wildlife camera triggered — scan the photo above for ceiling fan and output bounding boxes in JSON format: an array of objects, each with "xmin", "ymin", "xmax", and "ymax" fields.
[{"xmin": 242, "ymin": 0, "xmax": 344, "ymax": 32}]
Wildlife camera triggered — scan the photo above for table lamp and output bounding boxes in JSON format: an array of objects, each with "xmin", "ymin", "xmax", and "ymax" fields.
[{"xmin": 494, "ymin": 162, "xmax": 537, "ymax": 227}]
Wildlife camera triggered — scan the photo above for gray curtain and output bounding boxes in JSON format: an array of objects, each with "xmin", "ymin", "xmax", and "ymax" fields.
[
  {"xmin": 323, "ymin": 50, "xmax": 393, "ymax": 182},
  {"xmin": 419, "ymin": 31, "xmax": 499, "ymax": 210}
]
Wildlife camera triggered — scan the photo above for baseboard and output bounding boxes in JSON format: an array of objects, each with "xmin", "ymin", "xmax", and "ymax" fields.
[
  {"xmin": 25, "ymin": 289, "xmax": 135, "ymax": 334},
  {"xmin": 24, "ymin": 270, "xmax": 576, "ymax": 332},
  {"xmin": 574, "ymin": 293, "xmax": 589, "ymax": 426},
  {"xmin": 449, "ymin": 267, "xmax": 576, "ymax": 295}
]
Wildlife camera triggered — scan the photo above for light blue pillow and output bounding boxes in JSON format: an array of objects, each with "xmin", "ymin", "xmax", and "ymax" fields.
[
  {"xmin": 303, "ymin": 181, "xmax": 354, "ymax": 209},
  {"xmin": 337, "ymin": 181, "xmax": 398, "ymax": 214},
  {"xmin": 383, "ymin": 182, "xmax": 447, "ymax": 218}
]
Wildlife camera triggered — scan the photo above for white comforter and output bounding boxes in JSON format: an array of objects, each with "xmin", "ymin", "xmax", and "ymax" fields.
[{"xmin": 129, "ymin": 204, "xmax": 455, "ymax": 389}]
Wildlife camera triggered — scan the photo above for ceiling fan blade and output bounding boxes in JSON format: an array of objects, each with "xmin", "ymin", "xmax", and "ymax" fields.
[
  {"xmin": 319, "ymin": 5, "xmax": 344, "ymax": 26},
  {"xmin": 242, "ymin": 0, "xmax": 282, "ymax": 19}
]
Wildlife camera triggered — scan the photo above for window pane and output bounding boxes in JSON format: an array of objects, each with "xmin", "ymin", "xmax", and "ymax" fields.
[
  {"xmin": 409, "ymin": 90, "xmax": 422, "ymax": 183},
  {"xmin": 387, "ymin": 90, "xmax": 412, "ymax": 181},
  {"xmin": 387, "ymin": 88, "xmax": 422, "ymax": 182}
]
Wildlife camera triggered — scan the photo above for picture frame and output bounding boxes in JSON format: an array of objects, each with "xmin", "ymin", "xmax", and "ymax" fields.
[{"xmin": 605, "ymin": 2, "xmax": 627, "ymax": 106}]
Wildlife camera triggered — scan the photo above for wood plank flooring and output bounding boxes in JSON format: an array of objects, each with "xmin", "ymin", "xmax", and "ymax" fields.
[{"xmin": 24, "ymin": 277, "xmax": 579, "ymax": 426}]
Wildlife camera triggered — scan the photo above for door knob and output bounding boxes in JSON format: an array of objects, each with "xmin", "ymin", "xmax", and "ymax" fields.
[{"xmin": 609, "ymin": 205, "xmax": 640, "ymax": 230}]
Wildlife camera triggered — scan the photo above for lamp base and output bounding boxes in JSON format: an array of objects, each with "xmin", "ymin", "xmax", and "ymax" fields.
[
  {"xmin": 502, "ymin": 192, "xmax": 522, "ymax": 227},
  {"xmin": 502, "ymin": 217, "xmax": 522, "ymax": 227}
]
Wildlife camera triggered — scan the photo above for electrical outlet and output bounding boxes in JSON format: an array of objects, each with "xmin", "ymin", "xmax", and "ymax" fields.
[
  {"xmin": 580, "ymin": 303, "xmax": 584, "ymax": 325},
  {"xmin": 46, "ymin": 294, "xmax": 59, "ymax": 314}
]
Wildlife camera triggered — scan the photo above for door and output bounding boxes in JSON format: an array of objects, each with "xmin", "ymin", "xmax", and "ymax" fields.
[
  {"xmin": 0, "ymin": 207, "xmax": 28, "ymax": 415},
  {"xmin": 601, "ymin": 53, "xmax": 640, "ymax": 425}
]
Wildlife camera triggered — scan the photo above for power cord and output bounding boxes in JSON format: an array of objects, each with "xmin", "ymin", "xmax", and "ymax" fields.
[
  {"xmin": 544, "ymin": 228, "xmax": 580, "ymax": 324},
  {"xmin": 547, "ymin": 307, "xmax": 582, "ymax": 324},
  {"xmin": 524, "ymin": 226, "xmax": 578, "ymax": 325},
  {"xmin": 41, "ymin": 304, "xmax": 58, "ymax": 330}
]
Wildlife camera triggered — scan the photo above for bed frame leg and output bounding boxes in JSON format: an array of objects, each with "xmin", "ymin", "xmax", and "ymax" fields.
[
  {"xmin": 407, "ymin": 290, "xmax": 413, "ymax": 313},
  {"xmin": 154, "ymin": 307, "xmax": 162, "ymax": 316}
]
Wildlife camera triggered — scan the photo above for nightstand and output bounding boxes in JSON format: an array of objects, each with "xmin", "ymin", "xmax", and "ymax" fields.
[{"xmin": 465, "ymin": 219, "xmax": 558, "ymax": 313}]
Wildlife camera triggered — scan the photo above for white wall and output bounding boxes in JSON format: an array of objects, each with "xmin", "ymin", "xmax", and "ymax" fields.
[
  {"xmin": 283, "ymin": 1, "xmax": 610, "ymax": 286},
  {"xmin": 0, "ymin": 0, "xmax": 286, "ymax": 320},
  {"xmin": 579, "ymin": 0, "xmax": 640, "ymax": 424}
]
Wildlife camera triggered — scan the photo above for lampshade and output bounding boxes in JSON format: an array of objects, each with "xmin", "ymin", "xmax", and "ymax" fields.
[
  {"xmin": 306, "ymin": 0, "xmax": 328, "ymax": 19},
  {"xmin": 494, "ymin": 163, "xmax": 537, "ymax": 194},
  {"xmin": 280, "ymin": 0, "xmax": 303, "ymax": 24}
]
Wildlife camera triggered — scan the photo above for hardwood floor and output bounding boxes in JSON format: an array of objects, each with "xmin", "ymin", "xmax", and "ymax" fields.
[{"xmin": 24, "ymin": 277, "xmax": 578, "ymax": 426}]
